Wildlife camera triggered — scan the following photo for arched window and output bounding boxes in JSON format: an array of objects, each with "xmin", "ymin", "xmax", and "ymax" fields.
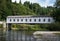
[
  {"xmin": 21, "ymin": 19, "xmax": 23, "ymax": 21},
  {"xmin": 25, "ymin": 19, "xmax": 27, "ymax": 22},
  {"xmin": 48, "ymin": 19, "xmax": 50, "ymax": 22},
  {"xmin": 30, "ymin": 19, "xmax": 31, "ymax": 22},
  {"xmin": 10, "ymin": 19, "xmax": 11, "ymax": 22},
  {"xmin": 43, "ymin": 19, "xmax": 45, "ymax": 22},
  {"xmin": 39, "ymin": 19, "xmax": 41, "ymax": 22},
  {"xmin": 13, "ymin": 19, "xmax": 15, "ymax": 22},
  {"xmin": 17, "ymin": 19, "xmax": 19, "ymax": 22},
  {"xmin": 34, "ymin": 19, "xmax": 36, "ymax": 22}
]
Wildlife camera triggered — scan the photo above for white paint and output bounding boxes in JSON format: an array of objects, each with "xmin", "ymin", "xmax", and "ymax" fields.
[{"xmin": 6, "ymin": 16, "xmax": 54, "ymax": 24}]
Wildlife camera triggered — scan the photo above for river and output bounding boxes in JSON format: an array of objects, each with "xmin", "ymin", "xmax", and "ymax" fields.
[{"xmin": 0, "ymin": 30, "xmax": 60, "ymax": 41}]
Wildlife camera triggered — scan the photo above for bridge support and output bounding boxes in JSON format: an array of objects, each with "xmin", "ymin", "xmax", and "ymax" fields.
[
  {"xmin": 3, "ymin": 22, "xmax": 6, "ymax": 31},
  {"xmin": 7, "ymin": 23, "xmax": 12, "ymax": 31}
]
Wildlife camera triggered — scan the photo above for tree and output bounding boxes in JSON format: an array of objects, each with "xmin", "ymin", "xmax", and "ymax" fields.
[
  {"xmin": 52, "ymin": 8, "xmax": 60, "ymax": 22},
  {"xmin": 0, "ymin": 0, "xmax": 8, "ymax": 20},
  {"xmin": 19, "ymin": 0, "xmax": 22, "ymax": 4},
  {"xmin": 32, "ymin": 3, "xmax": 41, "ymax": 14},
  {"xmin": 56, "ymin": 0, "xmax": 60, "ymax": 8},
  {"xmin": 24, "ymin": 1, "xmax": 30, "ymax": 8},
  {"xmin": 48, "ymin": 0, "xmax": 60, "ymax": 31},
  {"xmin": 52, "ymin": 0, "xmax": 60, "ymax": 22},
  {"xmin": 47, "ymin": 22, "xmax": 60, "ymax": 31}
]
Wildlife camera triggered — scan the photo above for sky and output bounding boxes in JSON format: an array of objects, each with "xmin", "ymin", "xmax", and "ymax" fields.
[{"xmin": 12, "ymin": 0, "xmax": 56, "ymax": 7}]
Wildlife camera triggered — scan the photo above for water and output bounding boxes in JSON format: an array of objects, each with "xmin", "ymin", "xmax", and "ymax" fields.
[
  {"xmin": 0, "ymin": 30, "xmax": 60, "ymax": 41},
  {"xmin": 5, "ymin": 30, "xmax": 35, "ymax": 41},
  {"xmin": 0, "ymin": 29, "xmax": 6, "ymax": 41}
]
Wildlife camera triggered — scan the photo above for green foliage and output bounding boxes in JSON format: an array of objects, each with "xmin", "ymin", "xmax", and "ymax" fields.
[
  {"xmin": 52, "ymin": 0, "xmax": 60, "ymax": 22},
  {"xmin": 0, "ymin": 0, "xmax": 54, "ymax": 20},
  {"xmin": 11, "ymin": 24, "xmax": 48, "ymax": 31},
  {"xmin": 52, "ymin": 8, "xmax": 60, "ymax": 22},
  {"xmin": 0, "ymin": 24, "xmax": 3, "ymax": 28},
  {"xmin": 46, "ymin": 22, "xmax": 60, "ymax": 31},
  {"xmin": 24, "ymin": 1, "xmax": 30, "ymax": 8},
  {"xmin": 11, "ymin": 1, "xmax": 37, "ymax": 15},
  {"xmin": 49, "ymin": 1, "xmax": 60, "ymax": 31},
  {"xmin": 24, "ymin": 2, "xmax": 42, "ymax": 15},
  {"xmin": 55, "ymin": 1, "xmax": 60, "ymax": 7},
  {"xmin": 0, "ymin": 0, "xmax": 36, "ymax": 20}
]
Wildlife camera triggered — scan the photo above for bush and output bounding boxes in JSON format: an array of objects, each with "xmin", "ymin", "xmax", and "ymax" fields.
[
  {"xmin": 47, "ymin": 22, "xmax": 60, "ymax": 31},
  {"xmin": 0, "ymin": 24, "xmax": 3, "ymax": 28}
]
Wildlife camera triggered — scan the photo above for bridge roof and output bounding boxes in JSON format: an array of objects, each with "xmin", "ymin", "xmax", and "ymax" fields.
[{"xmin": 7, "ymin": 15, "xmax": 52, "ymax": 18}]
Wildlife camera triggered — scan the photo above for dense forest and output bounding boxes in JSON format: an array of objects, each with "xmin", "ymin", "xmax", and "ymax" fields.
[
  {"xmin": 0, "ymin": 0, "xmax": 60, "ymax": 31},
  {"xmin": 0, "ymin": 0, "xmax": 54, "ymax": 20}
]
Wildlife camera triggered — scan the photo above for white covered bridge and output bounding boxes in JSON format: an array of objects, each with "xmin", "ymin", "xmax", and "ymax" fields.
[
  {"xmin": 0, "ymin": 15, "xmax": 55, "ymax": 30},
  {"xmin": 6, "ymin": 15, "xmax": 54, "ymax": 24}
]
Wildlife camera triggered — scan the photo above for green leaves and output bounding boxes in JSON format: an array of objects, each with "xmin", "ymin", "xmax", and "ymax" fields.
[{"xmin": 0, "ymin": 0, "xmax": 55, "ymax": 20}]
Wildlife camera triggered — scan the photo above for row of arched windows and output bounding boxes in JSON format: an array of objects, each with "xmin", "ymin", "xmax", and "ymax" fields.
[{"xmin": 9, "ymin": 18, "xmax": 51, "ymax": 22}]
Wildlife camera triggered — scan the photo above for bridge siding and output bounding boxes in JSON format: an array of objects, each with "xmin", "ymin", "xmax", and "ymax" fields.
[{"xmin": 7, "ymin": 16, "xmax": 54, "ymax": 24}]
